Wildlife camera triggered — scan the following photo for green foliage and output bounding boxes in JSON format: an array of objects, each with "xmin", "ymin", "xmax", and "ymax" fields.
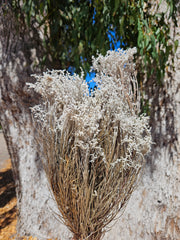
[
  {"xmin": 110, "ymin": 0, "xmax": 178, "ymax": 85},
  {"xmin": 12, "ymin": 0, "xmax": 178, "ymax": 82}
]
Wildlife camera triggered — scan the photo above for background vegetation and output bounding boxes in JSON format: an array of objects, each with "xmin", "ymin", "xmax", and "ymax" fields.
[
  {"xmin": 11, "ymin": 0, "xmax": 178, "ymax": 81},
  {"xmin": 9, "ymin": 0, "xmax": 178, "ymax": 116}
]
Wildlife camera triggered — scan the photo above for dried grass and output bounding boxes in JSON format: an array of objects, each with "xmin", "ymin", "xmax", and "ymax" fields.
[
  {"xmin": 41, "ymin": 115, "xmax": 141, "ymax": 240},
  {"xmin": 28, "ymin": 48, "xmax": 151, "ymax": 240}
]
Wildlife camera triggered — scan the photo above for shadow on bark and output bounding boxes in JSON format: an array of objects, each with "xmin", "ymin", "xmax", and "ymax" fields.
[{"xmin": 145, "ymin": 75, "xmax": 178, "ymax": 173}]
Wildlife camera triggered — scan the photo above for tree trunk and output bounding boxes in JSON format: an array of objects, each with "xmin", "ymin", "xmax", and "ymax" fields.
[
  {"xmin": 104, "ymin": 7, "xmax": 180, "ymax": 240},
  {"xmin": 0, "ymin": 4, "xmax": 69, "ymax": 239}
]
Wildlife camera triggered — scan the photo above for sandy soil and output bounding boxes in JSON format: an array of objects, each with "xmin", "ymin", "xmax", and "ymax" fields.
[
  {"xmin": 0, "ymin": 159, "xmax": 17, "ymax": 240},
  {"xmin": 0, "ymin": 132, "xmax": 17, "ymax": 239}
]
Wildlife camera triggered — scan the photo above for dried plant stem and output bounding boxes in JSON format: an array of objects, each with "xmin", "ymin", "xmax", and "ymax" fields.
[{"xmin": 29, "ymin": 48, "xmax": 152, "ymax": 240}]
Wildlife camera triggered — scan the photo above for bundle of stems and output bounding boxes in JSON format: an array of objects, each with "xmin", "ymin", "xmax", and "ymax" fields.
[{"xmin": 28, "ymin": 48, "xmax": 151, "ymax": 240}]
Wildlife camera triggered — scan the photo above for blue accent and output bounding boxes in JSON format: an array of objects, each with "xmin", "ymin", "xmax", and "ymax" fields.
[
  {"xmin": 107, "ymin": 29, "xmax": 126, "ymax": 50},
  {"xmin": 86, "ymin": 72, "xmax": 96, "ymax": 82},
  {"xmin": 92, "ymin": 8, "xmax": 96, "ymax": 25},
  {"xmin": 67, "ymin": 66, "xmax": 75, "ymax": 75},
  {"xmin": 67, "ymin": 21, "xmax": 126, "ymax": 94},
  {"xmin": 86, "ymin": 72, "xmax": 97, "ymax": 96}
]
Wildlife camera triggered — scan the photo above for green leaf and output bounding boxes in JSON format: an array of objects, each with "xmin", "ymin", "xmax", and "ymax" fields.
[
  {"xmin": 146, "ymin": 43, "xmax": 151, "ymax": 51},
  {"xmin": 155, "ymin": 28, "xmax": 160, "ymax": 36},
  {"xmin": 174, "ymin": 40, "xmax": 179, "ymax": 52},
  {"xmin": 119, "ymin": 15, "xmax": 125, "ymax": 35},
  {"xmin": 145, "ymin": 36, "xmax": 150, "ymax": 47},
  {"xmin": 39, "ymin": 2, "xmax": 44, "ymax": 15},
  {"xmin": 114, "ymin": 0, "xmax": 120, "ymax": 14},
  {"xmin": 78, "ymin": 41, "xmax": 83, "ymax": 54}
]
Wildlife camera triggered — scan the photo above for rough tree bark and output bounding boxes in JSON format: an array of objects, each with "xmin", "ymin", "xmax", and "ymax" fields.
[
  {"xmin": 104, "ymin": 5, "xmax": 180, "ymax": 240},
  {"xmin": 0, "ymin": 4, "xmax": 69, "ymax": 239},
  {"xmin": 0, "ymin": 2, "xmax": 180, "ymax": 240}
]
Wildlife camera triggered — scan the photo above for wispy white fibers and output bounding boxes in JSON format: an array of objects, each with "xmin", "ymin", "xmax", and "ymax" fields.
[
  {"xmin": 28, "ymin": 48, "xmax": 151, "ymax": 169},
  {"xmin": 27, "ymin": 48, "xmax": 152, "ymax": 239}
]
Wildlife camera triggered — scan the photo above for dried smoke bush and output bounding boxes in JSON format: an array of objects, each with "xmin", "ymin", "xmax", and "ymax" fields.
[{"xmin": 28, "ymin": 48, "xmax": 152, "ymax": 240}]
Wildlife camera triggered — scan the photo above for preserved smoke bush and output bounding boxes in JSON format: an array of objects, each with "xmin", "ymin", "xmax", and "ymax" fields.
[{"xmin": 28, "ymin": 48, "xmax": 152, "ymax": 240}]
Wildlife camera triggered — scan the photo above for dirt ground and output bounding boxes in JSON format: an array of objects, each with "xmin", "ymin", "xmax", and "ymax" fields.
[
  {"xmin": 0, "ymin": 132, "xmax": 17, "ymax": 240},
  {"xmin": 0, "ymin": 159, "xmax": 17, "ymax": 240}
]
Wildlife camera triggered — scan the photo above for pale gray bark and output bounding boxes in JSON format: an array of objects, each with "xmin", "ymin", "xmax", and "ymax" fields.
[
  {"xmin": 0, "ymin": 4, "xmax": 69, "ymax": 239},
  {"xmin": 104, "ymin": 11, "xmax": 180, "ymax": 240}
]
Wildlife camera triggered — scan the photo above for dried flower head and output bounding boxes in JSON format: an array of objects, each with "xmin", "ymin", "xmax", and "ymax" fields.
[{"xmin": 28, "ymin": 48, "xmax": 151, "ymax": 240}]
